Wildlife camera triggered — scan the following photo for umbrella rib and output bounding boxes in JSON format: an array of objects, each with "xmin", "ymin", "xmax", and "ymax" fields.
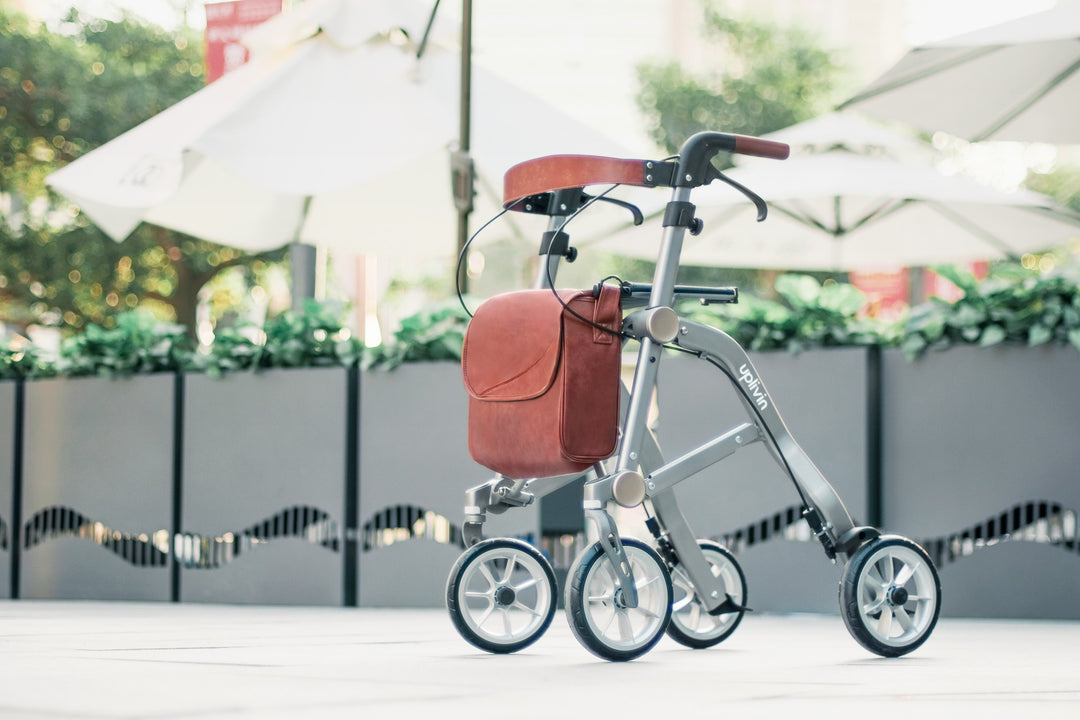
[
  {"xmin": 927, "ymin": 201, "xmax": 1021, "ymax": 260},
  {"xmin": 846, "ymin": 198, "xmax": 912, "ymax": 234},
  {"xmin": 774, "ymin": 201, "xmax": 835, "ymax": 234},
  {"xmin": 776, "ymin": 197, "xmax": 911, "ymax": 239},
  {"xmin": 973, "ymin": 55, "xmax": 1080, "ymax": 142},
  {"xmin": 840, "ymin": 45, "xmax": 1001, "ymax": 107}
]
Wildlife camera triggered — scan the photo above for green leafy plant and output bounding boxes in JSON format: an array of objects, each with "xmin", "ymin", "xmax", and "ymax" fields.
[
  {"xmin": 6, "ymin": 266, "xmax": 1080, "ymax": 382},
  {"xmin": 52, "ymin": 311, "xmax": 191, "ymax": 378},
  {"xmin": 901, "ymin": 264, "xmax": 1080, "ymax": 359},
  {"xmin": 189, "ymin": 300, "xmax": 363, "ymax": 377},
  {"xmin": 363, "ymin": 304, "xmax": 470, "ymax": 371},
  {"xmin": 1, "ymin": 343, "xmax": 55, "ymax": 380},
  {"xmin": 685, "ymin": 274, "xmax": 899, "ymax": 353}
]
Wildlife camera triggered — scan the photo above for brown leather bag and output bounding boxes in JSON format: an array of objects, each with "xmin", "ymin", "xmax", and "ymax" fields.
[{"xmin": 462, "ymin": 285, "xmax": 622, "ymax": 478}]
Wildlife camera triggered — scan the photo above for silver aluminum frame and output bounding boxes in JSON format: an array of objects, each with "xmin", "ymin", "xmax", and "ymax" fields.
[{"xmin": 460, "ymin": 178, "xmax": 877, "ymax": 616}]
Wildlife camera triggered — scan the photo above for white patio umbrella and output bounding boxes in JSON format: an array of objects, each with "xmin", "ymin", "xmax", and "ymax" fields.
[
  {"xmin": 45, "ymin": 0, "xmax": 630, "ymax": 262},
  {"xmin": 839, "ymin": 2, "xmax": 1080, "ymax": 143},
  {"xmin": 585, "ymin": 113, "xmax": 1080, "ymax": 270}
]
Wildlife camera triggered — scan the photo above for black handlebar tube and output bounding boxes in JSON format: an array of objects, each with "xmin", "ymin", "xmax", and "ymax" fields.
[{"xmin": 601, "ymin": 282, "xmax": 738, "ymax": 305}]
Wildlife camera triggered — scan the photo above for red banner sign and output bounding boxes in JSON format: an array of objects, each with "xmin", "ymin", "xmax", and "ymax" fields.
[{"xmin": 204, "ymin": 0, "xmax": 284, "ymax": 84}]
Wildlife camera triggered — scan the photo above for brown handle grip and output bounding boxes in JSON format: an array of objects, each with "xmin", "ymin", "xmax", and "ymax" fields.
[{"xmin": 732, "ymin": 135, "xmax": 790, "ymax": 160}]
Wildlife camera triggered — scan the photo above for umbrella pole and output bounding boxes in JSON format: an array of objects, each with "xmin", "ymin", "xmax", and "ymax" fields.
[
  {"xmin": 290, "ymin": 196, "xmax": 316, "ymax": 313},
  {"xmin": 455, "ymin": 0, "xmax": 474, "ymax": 295},
  {"xmin": 290, "ymin": 243, "xmax": 318, "ymax": 313}
]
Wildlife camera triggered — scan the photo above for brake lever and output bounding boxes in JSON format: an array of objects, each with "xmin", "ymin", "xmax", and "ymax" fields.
[
  {"xmin": 707, "ymin": 166, "xmax": 769, "ymax": 222},
  {"xmin": 581, "ymin": 193, "xmax": 645, "ymax": 226}
]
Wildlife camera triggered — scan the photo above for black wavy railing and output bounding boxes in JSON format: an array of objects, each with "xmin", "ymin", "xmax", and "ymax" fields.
[
  {"xmin": 714, "ymin": 500, "xmax": 1080, "ymax": 568},
  {"xmin": 176, "ymin": 505, "xmax": 340, "ymax": 569},
  {"xmin": 717, "ymin": 505, "xmax": 813, "ymax": 554},
  {"xmin": 17, "ymin": 503, "xmax": 468, "ymax": 567},
  {"xmin": 361, "ymin": 505, "xmax": 465, "ymax": 552},
  {"xmin": 22, "ymin": 506, "xmax": 169, "ymax": 567},
  {"xmin": 920, "ymin": 500, "xmax": 1078, "ymax": 568},
  {"xmin": 19, "ymin": 505, "xmax": 342, "ymax": 569}
]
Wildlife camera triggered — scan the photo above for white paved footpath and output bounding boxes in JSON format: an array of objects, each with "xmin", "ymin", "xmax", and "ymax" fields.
[{"xmin": 1, "ymin": 601, "xmax": 1078, "ymax": 719}]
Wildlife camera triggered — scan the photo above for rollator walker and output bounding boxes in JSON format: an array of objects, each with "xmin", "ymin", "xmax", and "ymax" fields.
[{"xmin": 446, "ymin": 131, "xmax": 942, "ymax": 662}]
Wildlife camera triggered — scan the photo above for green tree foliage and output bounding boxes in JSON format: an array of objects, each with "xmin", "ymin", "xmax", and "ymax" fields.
[
  {"xmin": 0, "ymin": 7, "xmax": 283, "ymax": 337},
  {"xmin": 618, "ymin": 1, "xmax": 848, "ymax": 294},
  {"xmin": 636, "ymin": 0, "xmax": 846, "ymax": 155}
]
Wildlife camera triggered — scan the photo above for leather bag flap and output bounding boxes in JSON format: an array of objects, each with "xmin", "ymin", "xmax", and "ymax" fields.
[{"xmin": 462, "ymin": 290, "xmax": 574, "ymax": 401}]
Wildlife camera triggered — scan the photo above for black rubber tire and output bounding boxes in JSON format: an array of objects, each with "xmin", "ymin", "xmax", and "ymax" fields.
[
  {"xmin": 840, "ymin": 534, "xmax": 941, "ymax": 658},
  {"xmin": 666, "ymin": 540, "xmax": 747, "ymax": 649},
  {"xmin": 447, "ymin": 537, "xmax": 557, "ymax": 654},
  {"xmin": 565, "ymin": 538, "xmax": 672, "ymax": 662}
]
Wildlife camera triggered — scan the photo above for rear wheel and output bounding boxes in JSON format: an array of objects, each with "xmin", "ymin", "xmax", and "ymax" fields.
[{"xmin": 667, "ymin": 540, "xmax": 746, "ymax": 649}]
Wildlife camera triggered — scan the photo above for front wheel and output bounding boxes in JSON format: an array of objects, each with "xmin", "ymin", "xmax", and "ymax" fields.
[
  {"xmin": 565, "ymin": 538, "xmax": 672, "ymax": 662},
  {"xmin": 446, "ymin": 538, "xmax": 557, "ymax": 654},
  {"xmin": 840, "ymin": 535, "xmax": 941, "ymax": 657},
  {"xmin": 667, "ymin": 540, "xmax": 747, "ymax": 649}
]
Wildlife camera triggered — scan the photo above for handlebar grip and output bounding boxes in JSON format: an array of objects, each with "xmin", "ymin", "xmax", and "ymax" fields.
[
  {"xmin": 732, "ymin": 134, "xmax": 790, "ymax": 160},
  {"xmin": 677, "ymin": 131, "xmax": 788, "ymax": 188}
]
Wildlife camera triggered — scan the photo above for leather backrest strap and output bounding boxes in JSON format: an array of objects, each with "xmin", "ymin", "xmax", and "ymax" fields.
[{"xmin": 503, "ymin": 155, "xmax": 663, "ymax": 211}]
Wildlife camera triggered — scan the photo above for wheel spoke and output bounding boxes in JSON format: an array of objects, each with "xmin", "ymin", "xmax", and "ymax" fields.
[
  {"xmin": 475, "ymin": 603, "xmax": 495, "ymax": 629},
  {"xmin": 875, "ymin": 556, "xmax": 895, "ymax": 584},
  {"xmin": 861, "ymin": 583, "xmax": 885, "ymax": 614},
  {"xmin": 616, "ymin": 609, "xmax": 634, "ymax": 642},
  {"xmin": 501, "ymin": 553, "xmax": 519, "ymax": 584},
  {"xmin": 636, "ymin": 573, "xmax": 661, "ymax": 591},
  {"xmin": 635, "ymin": 604, "xmax": 662, "ymax": 621},
  {"xmin": 862, "ymin": 597, "xmax": 886, "ymax": 615},
  {"xmin": 513, "ymin": 576, "xmax": 538, "ymax": 592},
  {"xmin": 866, "ymin": 563, "xmax": 886, "ymax": 587},
  {"xmin": 602, "ymin": 608, "xmax": 619, "ymax": 636},
  {"xmin": 687, "ymin": 602, "xmax": 702, "ymax": 630},
  {"xmin": 672, "ymin": 570, "xmax": 693, "ymax": 596},
  {"xmin": 478, "ymin": 562, "xmax": 497, "ymax": 590},
  {"xmin": 891, "ymin": 605, "xmax": 914, "ymax": 634},
  {"xmin": 511, "ymin": 600, "xmax": 543, "ymax": 617},
  {"xmin": 679, "ymin": 574, "xmax": 696, "ymax": 593},
  {"xmin": 501, "ymin": 608, "xmax": 513, "ymax": 636},
  {"xmin": 875, "ymin": 604, "xmax": 894, "ymax": 638},
  {"xmin": 464, "ymin": 590, "xmax": 492, "ymax": 600},
  {"xmin": 893, "ymin": 559, "xmax": 918, "ymax": 587}
]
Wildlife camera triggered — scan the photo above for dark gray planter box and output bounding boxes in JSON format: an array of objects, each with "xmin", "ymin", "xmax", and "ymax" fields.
[
  {"xmin": 19, "ymin": 375, "xmax": 173, "ymax": 601},
  {"xmin": 180, "ymin": 367, "xmax": 348, "ymax": 605},
  {"xmin": 358, "ymin": 362, "xmax": 538, "ymax": 607},
  {"xmin": 881, "ymin": 345, "xmax": 1080, "ymax": 619},
  {"xmin": 653, "ymin": 348, "xmax": 871, "ymax": 614},
  {"xmin": 1, "ymin": 381, "xmax": 14, "ymax": 599}
]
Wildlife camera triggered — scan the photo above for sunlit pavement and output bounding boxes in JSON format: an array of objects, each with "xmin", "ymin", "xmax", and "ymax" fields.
[{"xmin": 1, "ymin": 601, "xmax": 1077, "ymax": 718}]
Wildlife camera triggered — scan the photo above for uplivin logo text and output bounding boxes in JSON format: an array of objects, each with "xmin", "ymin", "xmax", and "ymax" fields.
[{"xmin": 737, "ymin": 363, "xmax": 769, "ymax": 411}]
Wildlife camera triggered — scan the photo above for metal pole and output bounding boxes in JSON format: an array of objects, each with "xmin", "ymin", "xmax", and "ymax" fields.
[
  {"xmin": 417, "ymin": 0, "xmax": 442, "ymax": 59},
  {"xmin": 289, "ymin": 196, "xmax": 316, "ymax": 313},
  {"xmin": 456, "ymin": 0, "xmax": 473, "ymax": 295}
]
